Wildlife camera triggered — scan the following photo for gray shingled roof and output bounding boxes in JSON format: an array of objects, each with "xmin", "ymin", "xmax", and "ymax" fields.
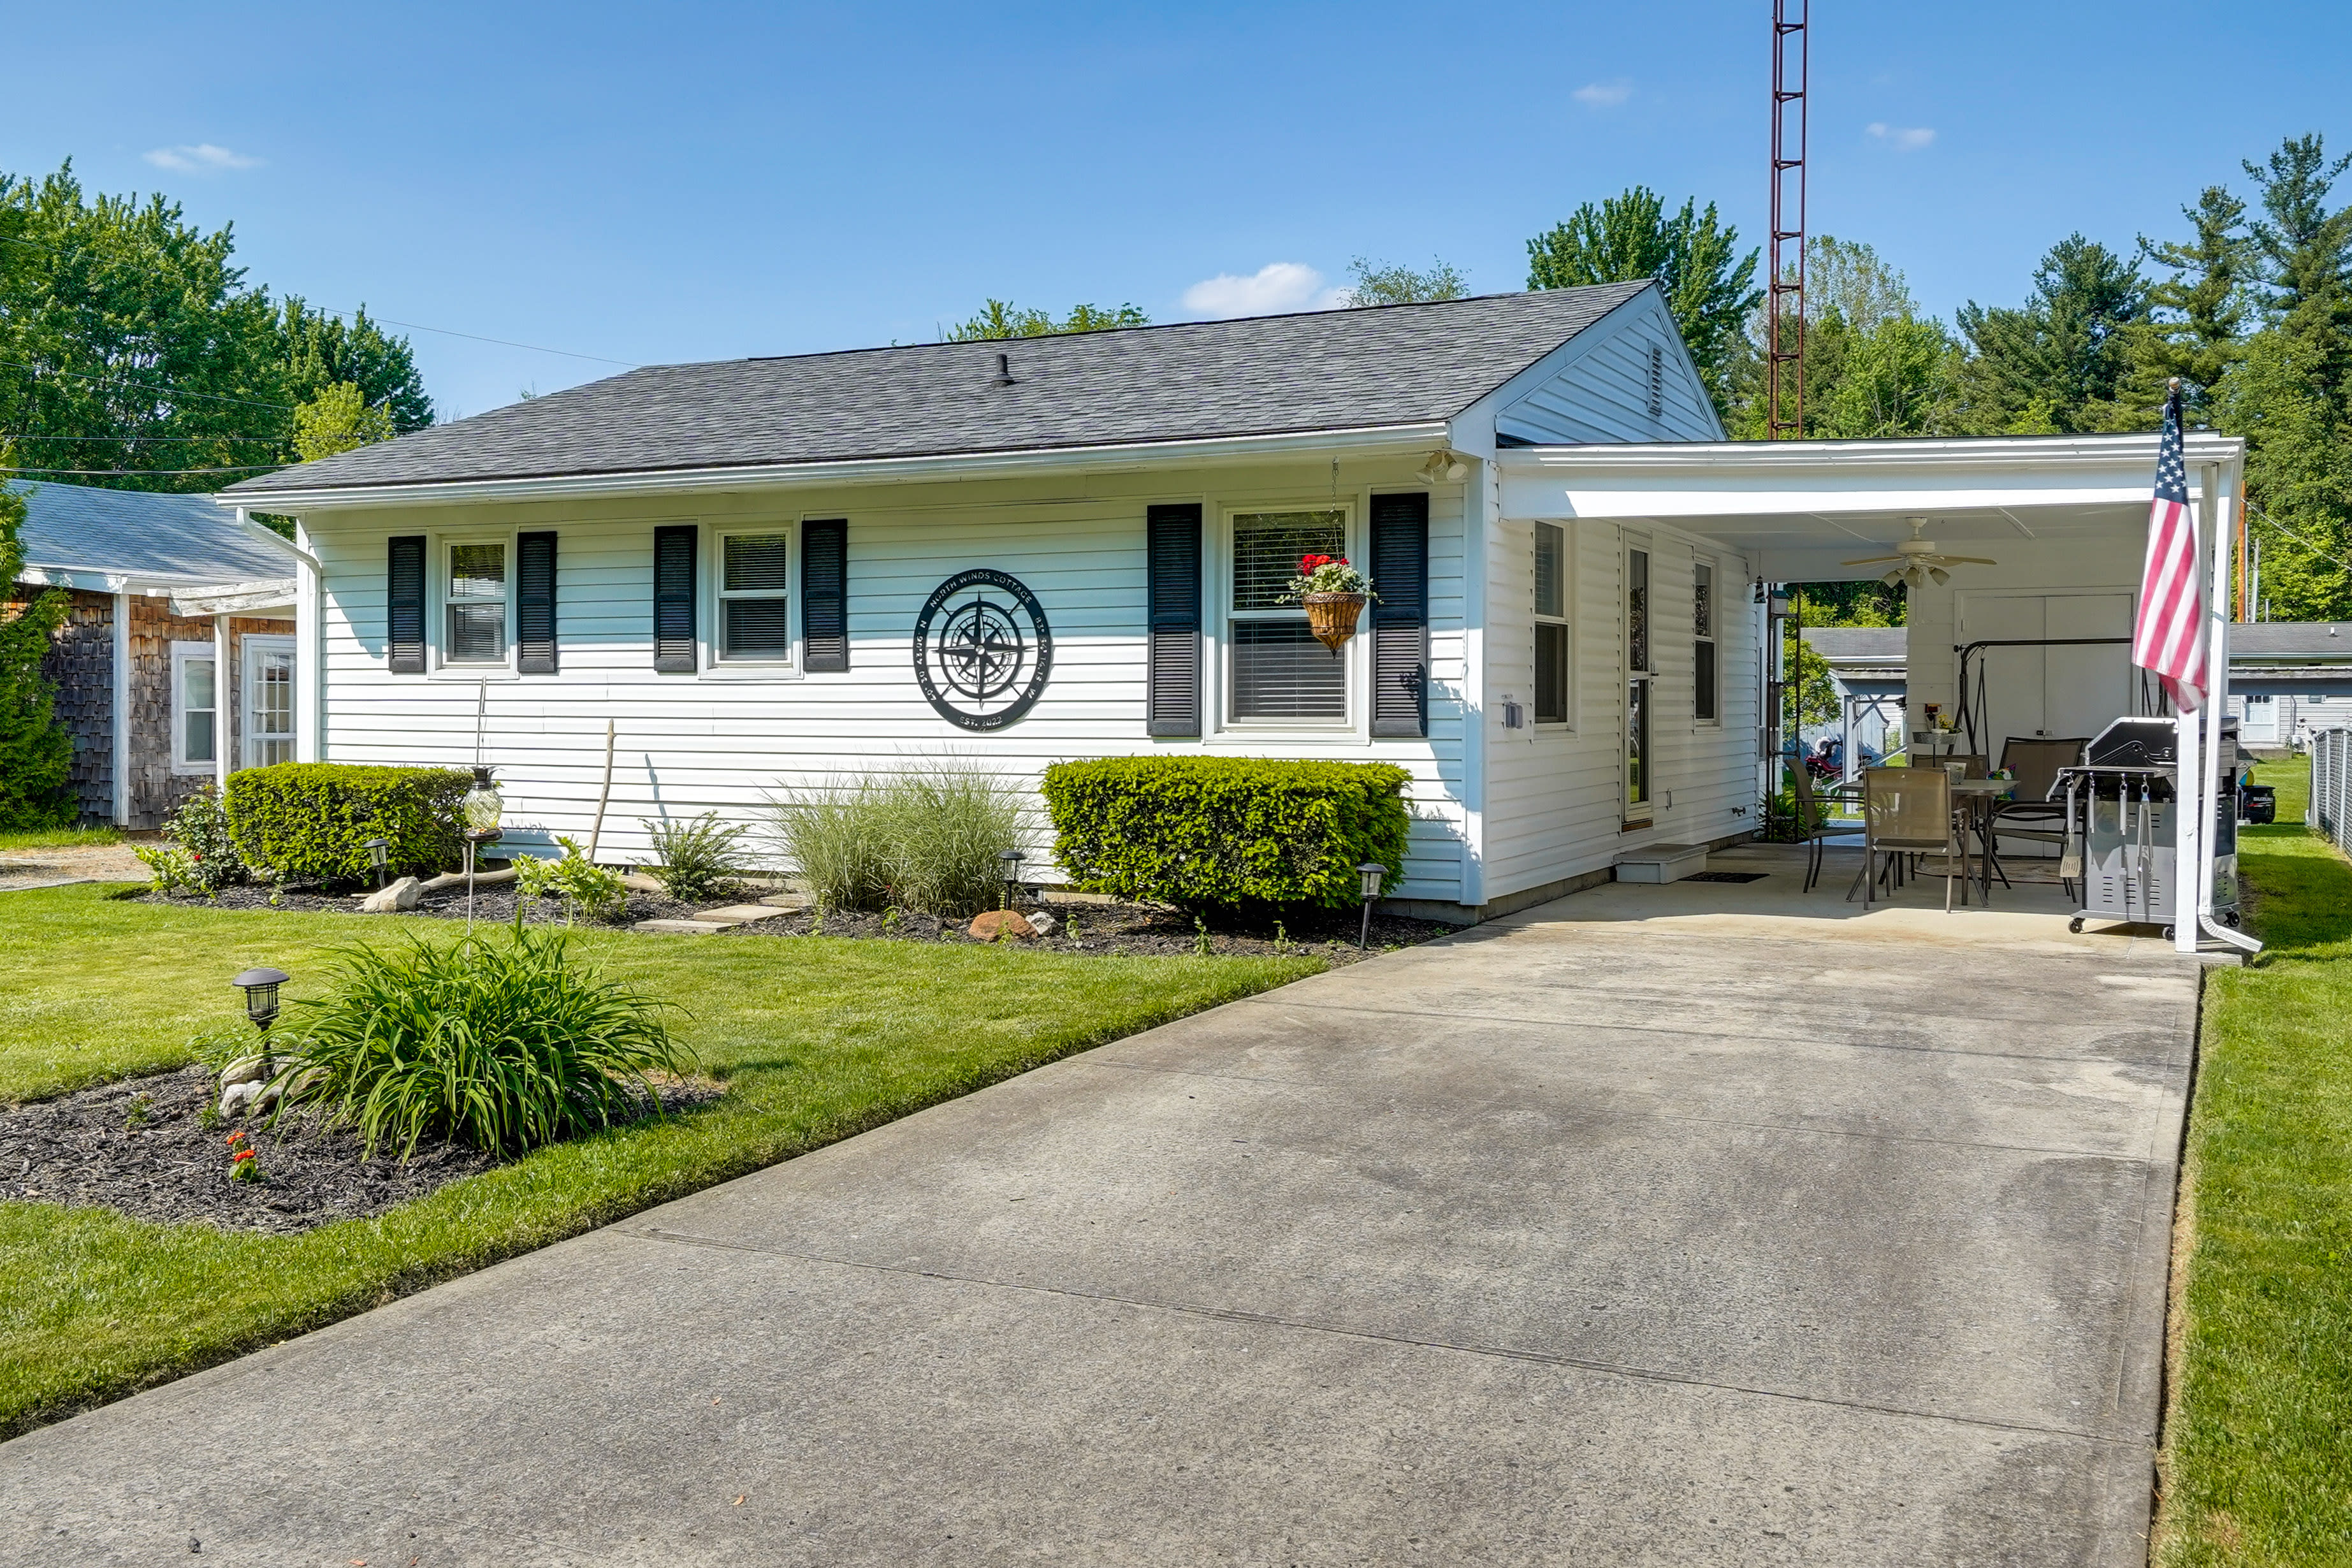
[
  {"xmin": 1801, "ymin": 627, "xmax": 1908, "ymax": 662},
  {"xmin": 2229, "ymin": 621, "xmax": 2349, "ymax": 660},
  {"xmin": 8, "ymin": 479, "xmax": 296, "ymax": 583},
  {"xmin": 224, "ymin": 284, "xmax": 1655, "ymax": 497}
]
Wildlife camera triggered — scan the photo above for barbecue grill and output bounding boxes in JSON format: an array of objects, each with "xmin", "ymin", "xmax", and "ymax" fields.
[{"xmin": 2053, "ymin": 715, "xmax": 2240, "ymax": 938}]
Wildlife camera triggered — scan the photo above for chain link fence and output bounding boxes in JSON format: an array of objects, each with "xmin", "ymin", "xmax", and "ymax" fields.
[{"xmin": 2315, "ymin": 729, "xmax": 2351, "ymax": 855}]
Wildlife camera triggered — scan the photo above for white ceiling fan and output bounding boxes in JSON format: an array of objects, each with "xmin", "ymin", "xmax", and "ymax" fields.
[{"xmin": 1842, "ymin": 517, "xmax": 1996, "ymax": 588}]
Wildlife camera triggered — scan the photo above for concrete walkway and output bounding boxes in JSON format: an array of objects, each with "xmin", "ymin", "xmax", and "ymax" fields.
[{"xmin": 2, "ymin": 849, "xmax": 2201, "ymax": 1566}]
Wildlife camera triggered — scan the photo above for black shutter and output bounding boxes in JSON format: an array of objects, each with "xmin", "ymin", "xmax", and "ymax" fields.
[
  {"xmin": 1368, "ymin": 492, "xmax": 1429, "ymax": 737},
  {"xmin": 653, "ymin": 525, "xmax": 698, "ymax": 672},
  {"xmin": 516, "ymin": 531, "xmax": 558, "ymax": 674},
  {"xmin": 1145, "ymin": 503, "xmax": 1202, "ymax": 737},
  {"xmin": 802, "ymin": 519, "xmax": 848, "ymax": 672},
  {"xmin": 387, "ymin": 535, "xmax": 426, "ymax": 673}
]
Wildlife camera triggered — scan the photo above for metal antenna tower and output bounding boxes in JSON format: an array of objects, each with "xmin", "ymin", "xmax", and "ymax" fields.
[{"xmin": 1768, "ymin": 0, "xmax": 1808, "ymax": 439}]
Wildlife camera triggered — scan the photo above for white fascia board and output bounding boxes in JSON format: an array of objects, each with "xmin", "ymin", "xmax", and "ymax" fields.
[
  {"xmin": 216, "ymin": 423, "xmax": 1454, "ymax": 516},
  {"xmin": 169, "ymin": 581, "xmax": 298, "ymax": 617},
  {"xmin": 17, "ymin": 563, "xmax": 298, "ymax": 609},
  {"xmin": 1497, "ymin": 432, "xmax": 2245, "ymax": 519}
]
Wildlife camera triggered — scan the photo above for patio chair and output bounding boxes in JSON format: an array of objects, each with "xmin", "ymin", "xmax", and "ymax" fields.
[
  {"xmin": 1850, "ymin": 766, "xmax": 1970, "ymax": 912},
  {"xmin": 1987, "ymin": 737, "xmax": 2089, "ymax": 898},
  {"xmin": 1790, "ymin": 762, "xmax": 1864, "ymax": 892}
]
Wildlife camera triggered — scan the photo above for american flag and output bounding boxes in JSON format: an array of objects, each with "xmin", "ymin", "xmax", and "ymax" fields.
[{"xmin": 2133, "ymin": 386, "xmax": 2207, "ymax": 712}]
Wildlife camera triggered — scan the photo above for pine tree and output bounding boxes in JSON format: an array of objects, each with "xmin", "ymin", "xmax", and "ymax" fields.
[
  {"xmin": 1952, "ymin": 236, "xmax": 2148, "ymax": 433},
  {"xmin": 2117, "ymin": 186, "xmax": 2254, "ymax": 426}
]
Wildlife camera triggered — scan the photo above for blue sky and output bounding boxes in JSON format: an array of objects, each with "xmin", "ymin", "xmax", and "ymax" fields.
[{"xmin": 7, "ymin": 1, "xmax": 2348, "ymax": 421}]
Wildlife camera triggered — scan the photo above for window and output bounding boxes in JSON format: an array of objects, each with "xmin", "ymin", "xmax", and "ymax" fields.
[
  {"xmin": 1229, "ymin": 508, "xmax": 1347, "ymax": 722},
  {"xmin": 171, "ymin": 642, "xmax": 217, "ymax": 773},
  {"xmin": 1693, "ymin": 560, "xmax": 1718, "ymax": 722},
  {"xmin": 718, "ymin": 530, "xmax": 792, "ymax": 661},
  {"xmin": 1534, "ymin": 523, "xmax": 1570, "ymax": 725},
  {"xmin": 245, "ymin": 636, "xmax": 296, "ymax": 767},
  {"xmin": 445, "ymin": 542, "xmax": 508, "ymax": 664}
]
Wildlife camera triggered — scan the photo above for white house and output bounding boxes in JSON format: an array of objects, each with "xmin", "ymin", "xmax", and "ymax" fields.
[{"xmin": 220, "ymin": 286, "xmax": 2251, "ymax": 951}]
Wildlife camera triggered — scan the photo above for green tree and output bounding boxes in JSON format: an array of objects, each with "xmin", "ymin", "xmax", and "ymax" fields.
[
  {"xmin": 943, "ymin": 300, "xmax": 1148, "ymax": 340},
  {"xmin": 293, "ymin": 381, "xmax": 396, "ymax": 462},
  {"xmin": 1525, "ymin": 186, "xmax": 1761, "ymax": 408},
  {"xmin": 0, "ymin": 161, "xmax": 432, "ymax": 493},
  {"xmin": 1343, "ymin": 256, "xmax": 1467, "ymax": 306},
  {"xmin": 1729, "ymin": 236, "xmax": 1957, "ymax": 439},
  {"xmin": 2117, "ymin": 186, "xmax": 2254, "ymax": 425},
  {"xmin": 0, "ymin": 464, "xmax": 74, "ymax": 827},
  {"xmin": 1952, "ymin": 235, "xmax": 2149, "ymax": 433}
]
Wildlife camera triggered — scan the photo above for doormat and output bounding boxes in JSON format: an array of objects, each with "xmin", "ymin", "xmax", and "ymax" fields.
[{"xmin": 1681, "ymin": 871, "xmax": 1769, "ymax": 883}]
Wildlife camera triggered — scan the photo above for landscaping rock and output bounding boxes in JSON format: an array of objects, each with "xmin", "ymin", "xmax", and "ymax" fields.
[
  {"xmin": 360, "ymin": 875, "xmax": 422, "ymax": 913},
  {"xmin": 1025, "ymin": 910, "xmax": 1060, "ymax": 937},
  {"xmin": 619, "ymin": 872, "xmax": 667, "ymax": 893},
  {"xmin": 968, "ymin": 910, "xmax": 1036, "ymax": 941},
  {"xmin": 219, "ymin": 1056, "xmax": 270, "ymax": 1088},
  {"xmin": 218, "ymin": 1081, "xmax": 262, "ymax": 1118}
]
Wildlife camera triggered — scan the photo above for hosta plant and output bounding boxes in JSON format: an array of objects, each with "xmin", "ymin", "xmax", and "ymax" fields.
[{"xmin": 277, "ymin": 919, "xmax": 695, "ymax": 1159}]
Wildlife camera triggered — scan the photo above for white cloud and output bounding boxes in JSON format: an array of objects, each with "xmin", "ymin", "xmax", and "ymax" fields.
[
  {"xmin": 1866, "ymin": 122, "xmax": 1935, "ymax": 151},
  {"xmin": 142, "ymin": 143, "xmax": 263, "ymax": 173},
  {"xmin": 1572, "ymin": 78, "xmax": 1632, "ymax": 108},
  {"xmin": 1180, "ymin": 262, "xmax": 1346, "ymax": 317}
]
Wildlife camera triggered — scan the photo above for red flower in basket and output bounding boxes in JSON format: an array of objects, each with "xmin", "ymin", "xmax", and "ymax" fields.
[{"xmin": 1298, "ymin": 553, "xmax": 1334, "ymax": 574}]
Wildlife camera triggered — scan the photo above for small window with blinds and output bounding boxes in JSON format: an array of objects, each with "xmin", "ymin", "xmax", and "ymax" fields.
[
  {"xmin": 1230, "ymin": 508, "xmax": 1347, "ymax": 722},
  {"xmin": 1534, "ymin": 523, "xmax": 1571, "ymax": 725},
  {"xmin": 1693, "ymin": 559, "xmax": 1718, "ymax": 723},
  {"xmin": 718, "ymin": 530, "xmax": 792, "ymax": 662},
  {"xmin": 444, "ymin": 542, "xmax": 508, "ymax": 664}
]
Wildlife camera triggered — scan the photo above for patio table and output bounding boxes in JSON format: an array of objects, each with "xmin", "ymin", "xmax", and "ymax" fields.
[{"xmin": 1949, "ymin": 778, "xmax": 2017, "ymax": 901}]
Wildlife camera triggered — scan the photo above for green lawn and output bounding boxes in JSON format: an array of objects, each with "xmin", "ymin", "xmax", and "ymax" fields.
[
  {"xmin": 0, "ymin": 885, "xmax": 1319, "ymax": 1435},
  {"xmin": 2158, "ymin": 757, "xmax": 2352, "ymax": 1565},
  {"xmin": 0, "ymin": 825, "xmax": 121, "ymax": 852}
]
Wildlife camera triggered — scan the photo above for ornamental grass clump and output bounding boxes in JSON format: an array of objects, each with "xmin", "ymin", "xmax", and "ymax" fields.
[
  {"xmin": 280, "ymin": 921, "xmax": 694, "ymax": 1160},
  {"xmin": 770, "ymin": 759, "xmax": 1032, "ymax": 917}
]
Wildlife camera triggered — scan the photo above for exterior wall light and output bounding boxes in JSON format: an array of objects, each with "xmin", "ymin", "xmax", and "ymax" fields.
[{"xmin": 1356, "ymin": 862, "xmax": 1386, "ymax": 950}]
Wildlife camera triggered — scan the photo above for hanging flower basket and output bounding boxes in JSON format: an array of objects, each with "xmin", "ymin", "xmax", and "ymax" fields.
[
  {"xmin": 1302, "ymin": 592, "xmax": 1368, "ymax": 652},
  {"xmin": 1282, "ymin": 553, "xmax": 1376, "ymax": 653}
]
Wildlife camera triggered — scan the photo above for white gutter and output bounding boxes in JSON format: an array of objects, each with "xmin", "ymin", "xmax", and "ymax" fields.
[
  {"xmin": 214, "ymin": 421, "xmax": 1455, "ymax": 512},
  {"xmin": 1500, "ymin": 432, "xmax": 2246, "ymax": 469}
]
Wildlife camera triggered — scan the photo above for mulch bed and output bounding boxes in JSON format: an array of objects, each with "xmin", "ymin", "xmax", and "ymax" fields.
[
  {"xmin": 0, "ymin": 1064, "xmax": 721, "ymax": 1235},
  {"xmin": 132, "ymin": 882, "xmax": 1458, "ymax": 964}
]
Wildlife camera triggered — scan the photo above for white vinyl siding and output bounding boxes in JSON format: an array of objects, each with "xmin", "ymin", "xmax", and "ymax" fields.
[
  {"xmin": 1491, "ymin": 291, "xmax": 1724, "ymax": 445},
  {"xmin": 303, "ymin": 459, "xmax": 1472, "ymax": 906}
]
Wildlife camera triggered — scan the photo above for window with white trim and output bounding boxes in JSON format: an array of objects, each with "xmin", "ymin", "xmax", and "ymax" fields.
[
  {"xmin": 1228, "ymin": 507, "xmax": 1347, "ymax": 722},
  {"xmin": 171, "ymin": 642, "xmax": 217, "ymax": 772},
  {"xmin": 717, "ymin": 530, "xmax": 792, "ymax": 662},
  {"xmin": 1693, "ymin": 558, "xmax": 1718, "ymax": 723},
  {"xmin": 1534, "ymin": 523, "xmax": 1571, "ymax": 725},
  {"xmin": 444, "ymin": 542, "xmax": 509, "ymax": 664}
]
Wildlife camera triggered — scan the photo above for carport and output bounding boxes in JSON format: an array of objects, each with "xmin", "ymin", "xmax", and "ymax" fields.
[{"xmin": 1496, "ymin": 432, "xmax": 2253, "ymax": 955}]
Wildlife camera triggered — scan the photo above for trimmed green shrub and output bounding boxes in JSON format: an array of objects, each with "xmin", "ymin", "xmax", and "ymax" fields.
[
  {"xmin": 224, "ymin": 762, "xmax": 470, "ymax": 885},
  {"xmin": 642, "ymin": 811, "xmax": 753, "ymax": 904},
  {"xmin": 279, "ymin": 920, "xmax": 695, "ymax": 1159},
  {"xmin": 770, "ymin": 760, "xmax": 1033, "ymax": 917},
  {"xmin": 1042, "ymin": 757, "xmax": 1410, "ymax": 911}
]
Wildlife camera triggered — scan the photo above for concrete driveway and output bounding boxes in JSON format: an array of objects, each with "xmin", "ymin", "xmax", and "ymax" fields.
[{"xmin": 2, "ymin": 860, "xmax": 2200, "ymax": 1566}]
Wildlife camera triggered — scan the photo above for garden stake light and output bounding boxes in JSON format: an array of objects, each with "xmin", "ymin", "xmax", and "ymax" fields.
[
  {"xmin": 1356, "ymin": 862, "xmax": 1386, "ymax": 950},
  {"xmin": 461, "ymin": 767, "xmax": 505, "ymax": 929},
  {"xmin": 231, "ymin": 966, "xmax": 289, "ymax": 1076},
  {"xmin": 364, "ymin": 836, "xmax": 389, "ymax": 889},
  {"xmin": 998, "ymin": 848, "xmax": 1025, "ymax": 911}
]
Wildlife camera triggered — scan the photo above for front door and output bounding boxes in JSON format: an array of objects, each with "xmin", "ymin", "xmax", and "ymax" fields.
[{"xmin": 243, "ymin": 635, "xmax": 296, "ymax": 767}]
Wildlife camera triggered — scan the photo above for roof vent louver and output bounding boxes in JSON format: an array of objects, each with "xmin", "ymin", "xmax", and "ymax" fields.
[{"xmin": 989, "ymin": 351, "xmax": 1014, "ymax": 388}]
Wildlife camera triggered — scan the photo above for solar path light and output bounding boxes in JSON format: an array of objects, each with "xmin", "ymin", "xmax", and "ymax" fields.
[
  {"xmin": 1356, "ymin": 862, "xmax": 1386, "ymax": 950},
  {"xmin": 231, "ymin": 966, "xmax": 290, "ymax": 1076},
  {"xmin": 998, "ymin": 848, "xmax": 1026, "ymax": 911}
]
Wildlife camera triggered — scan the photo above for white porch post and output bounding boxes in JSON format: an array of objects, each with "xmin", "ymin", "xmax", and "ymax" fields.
[
  {"xmin": 2195, "ymin": 461, "xmax": 2259, "ymax": 954},
  {"xmin": 1458, "ymin": 461, "xmax": 1490, "ymax": 908},
  {"xmin": 214, "ymin": 612, "xmax": 233, "ymax": 788},
  {"xmin": 295, "ymin": 519, "xmax": 323, "ymax": 764},
  {"xmin": 110, "ymin": 589, "xmax": 131, "ymax": 827}
]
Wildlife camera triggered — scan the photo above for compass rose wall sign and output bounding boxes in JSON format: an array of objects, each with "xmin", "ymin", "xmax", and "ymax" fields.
[{"xmin": 911, "ymin": 569, "xmax": 1054, "ymax": 730}]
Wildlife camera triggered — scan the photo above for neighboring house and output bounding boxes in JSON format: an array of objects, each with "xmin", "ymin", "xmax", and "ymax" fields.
[
  {"xmin": 221, "ymin": 285, "xmax": 2253, "ymax": 943},
  {"xmin": 1799, "ymin": 625, "xmax": 1906, "ymax": 773},
  {"xmin": 6, "ymin": 481, "xmax": 298, "ymax": 828},
  {"xmin": 2225, "ymin": 621, "xmax": 2352, "ymax": 751}
]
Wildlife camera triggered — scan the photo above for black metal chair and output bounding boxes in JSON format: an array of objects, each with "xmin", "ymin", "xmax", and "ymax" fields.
[
  {"xmin": 1987, "ymin": 737, "xmax": 2089, "ymax": 899},
  {"xmin": 1790, "ymin": 763, "xmax": 1864, "ymax": 892}
]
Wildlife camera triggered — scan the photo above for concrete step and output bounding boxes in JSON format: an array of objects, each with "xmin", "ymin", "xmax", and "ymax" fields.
[
  {"xmin": 693, "ymin": 904, "xmax": 789, "ymax": 926},
  {"xmin": 632, "ymin": 918, "xmax": 729, "ymax": 935}
]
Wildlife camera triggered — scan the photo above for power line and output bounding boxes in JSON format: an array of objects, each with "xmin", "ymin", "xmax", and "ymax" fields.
[
  {"xmin": 0, "ymin": 357, "xmax": 298, "ymax": 413},
  {"xmin": 3, "ymin": 463, "xmax": 281, "ymax": 476},
  {"xmin": 1, "ymin": 231, "xmax": 639, "ymax": 367},
  {"xmin": 2, "ymin": 433, "xmax": 282, "ymax": 442}
]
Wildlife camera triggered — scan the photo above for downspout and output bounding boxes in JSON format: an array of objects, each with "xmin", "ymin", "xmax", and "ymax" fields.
[{"xmin": 111, "ymin": 591, "xmax": 131, "ymax": 826}]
